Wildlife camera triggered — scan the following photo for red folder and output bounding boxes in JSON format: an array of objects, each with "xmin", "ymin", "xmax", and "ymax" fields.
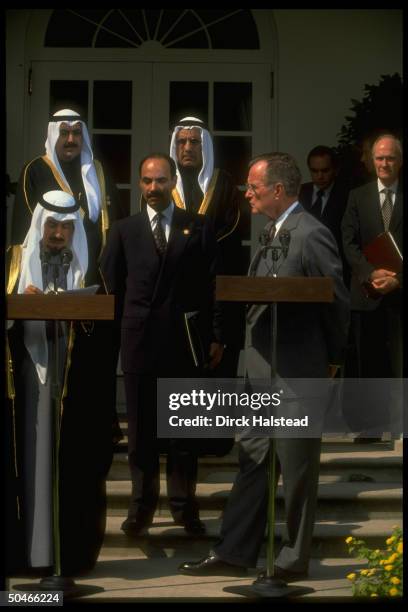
[{"xmin": 363, "ymin": 232, "xmax": 403, "ymax": 273}]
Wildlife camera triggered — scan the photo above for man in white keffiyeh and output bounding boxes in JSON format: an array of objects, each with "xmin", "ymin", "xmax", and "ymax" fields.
[
  {"xmin": 6, "ymin": 187, "xmax": 117, "ymax": 576},
  {"xmin": 17, "ymin": 189, "xmax": 88, "ymax": 385},
  {"xmin": 169, "ymin": 116, "xmax": 246, "ymax": 393},
  {"xmin": 6, "ymin": 189, "xmax": 91, "ymax": 572},
  {"xmin": 11, "ymin": 108, "xmax": 123, "ymax": 286}
]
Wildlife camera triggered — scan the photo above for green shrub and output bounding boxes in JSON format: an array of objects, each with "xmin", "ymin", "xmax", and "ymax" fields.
[{"xmin": 346, "ymin": 526, "xmax": 402, "ymax": 598}]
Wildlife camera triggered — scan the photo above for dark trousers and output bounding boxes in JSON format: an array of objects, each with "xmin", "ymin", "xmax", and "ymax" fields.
[
  {"xmin": 214, "ymin": 437, "xmax": 321, "ymax": 572},
  {"xmin": 124, "ymin": 373, "xmax": 199, "ymax": 524}
]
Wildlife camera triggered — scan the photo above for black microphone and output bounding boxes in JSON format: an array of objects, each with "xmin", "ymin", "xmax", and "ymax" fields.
[
  {"xmin": 279, "ymin": 229, "xmax": 291, "ymax": 258},
  {"xmin": 60, "ymin": 248, "xmax": 73, "ymax": 277},
  {"xmin": 40, "ymin": 247, "xmax": 51, "ymax": 275},
  {"xmin": 259, "ymin": 228, "xmax": 271, "ymax": 258}
]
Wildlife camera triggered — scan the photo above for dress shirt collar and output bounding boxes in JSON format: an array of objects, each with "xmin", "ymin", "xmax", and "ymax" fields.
[
  {"xmin": 377, "ymin": 178, "xmax": 398, "ymax": 196},
  {"xmin": 313, "ymin": 181, "xmax": 334, "ymax": 200},
  {"xmin": 146, "ymin": 201, "xmax": 174, "ymax": 225},
  {"xmin": 274, "ymin": 201, "xmax": 299, "ymax": 234}
]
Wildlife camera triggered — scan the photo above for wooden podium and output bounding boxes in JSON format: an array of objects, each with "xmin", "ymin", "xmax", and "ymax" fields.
[
  {"xmin": 216, "ymin": 275, "xmax": 333, "ymax": 598},
  {"xmin": 7, "ymin": 294, "xmax": 114, "ymax": 598},
  {"xmin": 7, "ymin": 294, "xmax": 114, "ymax": 321}
]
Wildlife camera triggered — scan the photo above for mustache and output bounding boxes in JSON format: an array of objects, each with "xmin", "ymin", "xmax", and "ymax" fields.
[
  {"xmin": 147, "ymin": 191, "xmax": 162, "ymax": 198},
  {"xmin": 64, "ymin": 143, "xmax": 78, "ymax": 148}
]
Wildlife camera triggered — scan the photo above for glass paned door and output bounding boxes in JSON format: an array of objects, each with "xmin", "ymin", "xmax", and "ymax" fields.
[{"xmin": 28, "ymin": 59, "xmax": 273, "ymax": 244}]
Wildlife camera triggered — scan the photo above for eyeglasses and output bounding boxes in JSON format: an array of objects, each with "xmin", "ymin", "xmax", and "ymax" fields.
[
  {"xmin": 244, "ymin": 182, "xmax": 272, "ymax": 195},
  {"xmin": 176, "ymin": 138, "xmax": 202, "ymax": 147}
]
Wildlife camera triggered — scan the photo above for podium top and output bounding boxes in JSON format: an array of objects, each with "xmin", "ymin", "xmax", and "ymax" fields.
[
  {"xmin": 7, "ymin": 294, "xmax": 114, "ymax": 321},
  {"xmin": 216, "ymin": 276, "xmax": 334, "ymax": 303}
]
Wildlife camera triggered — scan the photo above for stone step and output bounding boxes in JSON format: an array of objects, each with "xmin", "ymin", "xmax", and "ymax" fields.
[
  {"xmin": 102, "ymin": 516, "xmax": 402, "ymax": 559},
  {"xmin": 106, "ymin": 480, "xmax": 402, "ymax": 520},
  {"xmin": 108, "ymin": 444, "xmax": 402, "ymax": 482}
]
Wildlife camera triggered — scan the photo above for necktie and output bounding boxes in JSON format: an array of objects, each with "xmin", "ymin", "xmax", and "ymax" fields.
[
  {"xmin": 312, "ymin": 189, "xmax": 325, "ymax": 218},
  {"xmin": 152, "ymin": 212, "xmax": 167, "ymax": 255},
  {"xmin": 269, "ymin": 222, "xmax": 276, "ymax": 242},
  {"xmin": 381, "ymin": 188, "xmax": 393, "ymax": 231}
]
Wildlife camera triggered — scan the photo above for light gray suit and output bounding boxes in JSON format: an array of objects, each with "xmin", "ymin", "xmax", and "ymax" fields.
[{"xmin": 213, "ymin": 203, "xmax": 349, "ymax": 572}]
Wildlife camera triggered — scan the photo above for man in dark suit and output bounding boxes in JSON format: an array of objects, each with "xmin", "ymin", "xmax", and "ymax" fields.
[
  {"xmin": 299, "ymin": 145, "xmax": 349, "ymax": 285},
  {"xmin": 179, "ymin": 152, "xmax": 349, "ymax": 580},
  {"xmin": 342, "ymin": 134, "xmax": 402, "ymax": 438},
  {"xmin": 100, "ymin": 154, "xmax": 224, "ymax": 536}
]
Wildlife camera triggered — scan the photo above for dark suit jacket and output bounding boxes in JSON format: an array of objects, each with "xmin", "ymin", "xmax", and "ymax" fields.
[
  {"xmin": 246, "ymin": 204, "xmax": 350, "ymax": 379},
  {"xmin": 100, "ymin": 206, "xmax": 219, "ymax": 375},
  {"xmin": 299, "ymin": 180, "xmax": 348, "ymax": 252},
  {"xmin": 341, "ymin": 180, "xmax": 403, "ymax": 311}
]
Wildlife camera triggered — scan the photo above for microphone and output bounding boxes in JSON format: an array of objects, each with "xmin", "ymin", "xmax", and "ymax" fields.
[
  {"xmin": 279, "ymin": 229, "xmax": 291, "ymax": 258},
  {"xmin": 60, "ymin": 248, "xmax": 73, "ymax": 276},
  {"xmin": 40, "ymin": 247, "xmax": 51, "ymax": 275},
  {"xmin": 259, "ymin": 228, "xmax": 271, "ymax": 258}
]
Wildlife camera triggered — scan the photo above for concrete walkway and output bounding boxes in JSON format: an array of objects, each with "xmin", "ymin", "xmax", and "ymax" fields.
[{"xmin": 8, "ymin": 554, "xmax": 366, "ymax": 602}]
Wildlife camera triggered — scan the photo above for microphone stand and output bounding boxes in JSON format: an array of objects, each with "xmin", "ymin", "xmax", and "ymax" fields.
[{"xmin": 251, "ymin": 243, "xmax": 312, "ymax": 598}]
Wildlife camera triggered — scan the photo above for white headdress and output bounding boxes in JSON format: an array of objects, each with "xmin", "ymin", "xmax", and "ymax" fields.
[
  {"xmin": 169, "ymin": 116, "xmax": 214, "ymax": 203},
  {"xmin": 18, "ymin": 190, "xmax": 88, "ymax": 384},
  {"xmin": 45, "ymin": 109, "xmax": 101, "ymax": 222}
]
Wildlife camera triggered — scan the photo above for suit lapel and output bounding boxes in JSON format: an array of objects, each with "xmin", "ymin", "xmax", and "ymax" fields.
[{"xmin": 389, "ymin": 183, "xmax": 403, "ymax": 233}]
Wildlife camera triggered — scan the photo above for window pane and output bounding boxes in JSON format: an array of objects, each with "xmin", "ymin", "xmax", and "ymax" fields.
[
  {"xmin": 93, "ymin": 81, "xmax": 132, "ymax": 129},
  {"xmin": 213, "ymin": 135, "xmax": 252, "ymax": 185},
  {"xmin": 49, "ymin": 81, "xmax": 88, "ymax": 120},
  {"xmin": 92, "ymin": 135, "xmax": 131, "ymax": 184},
  {"xmin": 214, "ymin": 83, "xmax": 252, "ymax": 131},
  {"xmin": 169, "ymin": 82, "xmax": 208, "ymax": 129}
]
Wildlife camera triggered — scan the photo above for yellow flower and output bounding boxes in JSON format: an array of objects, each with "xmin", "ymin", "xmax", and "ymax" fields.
[
  {"xmin": 386, "ymin": 536, "xmax": 396, "ymax": 545},
  {"xmin": 347, "ymin": 573, "xmax": 356, "ymax": 581},
  {"xmin": 389, "ymin": 588, "xmax": 399, "ymax": 597},
  {"xmin": 345, "ymin": 536, "xmax": 354, "ymax": 544},
  {"xmin": 367, "ymin": 569, "xmax": 376, "ymax": 576},
  {"xmin": 397, "ymin": 542, "xmax": 403, "ymax": 554},
  {"xmin": 379, "ymin": 560, "xmax": 386, "ymax": 565},
  {"xmin": 360, "ymin": 569, "xmax": 369, "ymax": 575},
  {"xmin": 370, "ymin": 594, "xmax": 378, "ymax": 598},
  {"xmin": 387, "ymin": 553, "xmax": 398, "ymax": 564},
  {"xmin": 391, "ymin": 577, "xmax": 400, "ymax": 585},
  {"xmin": 384, "ymin": 565, "xmax": 393, "ymax": 571}
]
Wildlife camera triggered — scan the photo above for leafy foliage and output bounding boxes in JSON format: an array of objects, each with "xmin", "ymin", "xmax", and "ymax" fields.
[
  {"xmin": 346, "ymin": 527, "xmax": 403, "ymax": 598},
  {"xmin": 337, "ymin": 73, "xmax": 402, "ymax": 147}
]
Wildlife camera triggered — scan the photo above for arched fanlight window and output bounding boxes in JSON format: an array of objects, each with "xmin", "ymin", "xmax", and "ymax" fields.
[{"xmin": 45, "ymin": 9, "xmax": 260, "ymax": 49}]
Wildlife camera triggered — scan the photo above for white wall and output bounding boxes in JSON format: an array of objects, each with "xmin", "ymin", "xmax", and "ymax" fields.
[{"xmin": 272, "ymin": 9, "xmax": 403, "ymax": 179}]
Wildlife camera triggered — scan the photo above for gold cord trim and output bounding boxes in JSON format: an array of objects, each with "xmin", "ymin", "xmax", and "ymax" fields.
[
  {"xmin": 94, "ymin": 159, "xmax": 109, "ymax": 259},
  {"xmin": 22, "ymin": 156, "xmax": 43, "ymax": 215},
  {"xmin": 198, "ymin": 169, "xmax": 219, "ymax": 216},
  {"xmin": 217, "ymin": 208, "xmax": 241, "ymax": 243},
  {"xmin": 6, "ymin": 245, "xmax": 22, "ymax": 295},
  {"xmin": 172, "ymin": 188, "xmax": 185, "ymax": 210},
  {"xmin": 41, "ymin": 156, "xmax": 73, "ymax": 194}
]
